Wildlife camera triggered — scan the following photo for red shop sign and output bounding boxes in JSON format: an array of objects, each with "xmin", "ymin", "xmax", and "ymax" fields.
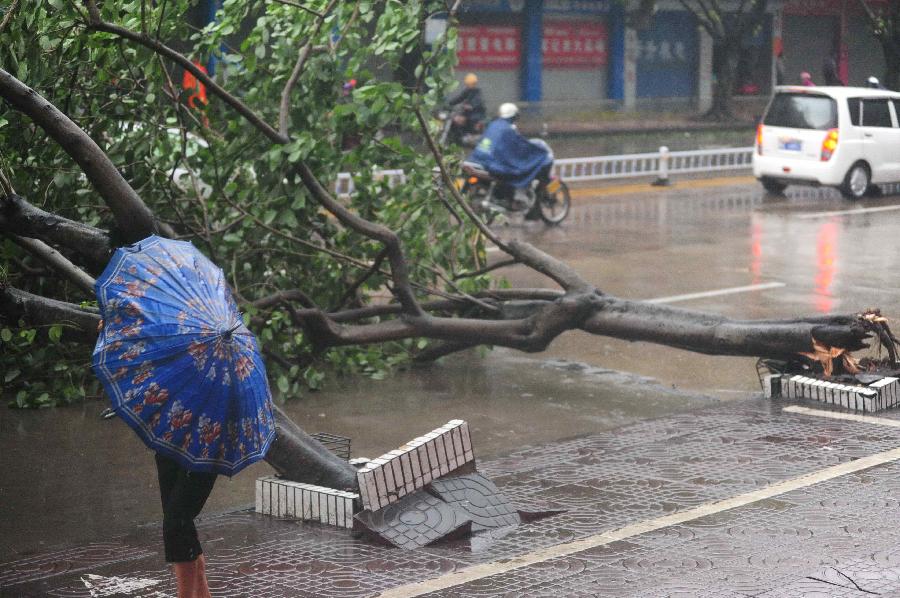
[
  {"xmin": 543, "ymin": 20, "xmax": 607, "ymax": 67},
  {"xmin": 458, "ymin": 26, "xmax": 521, "ymax": 70}
]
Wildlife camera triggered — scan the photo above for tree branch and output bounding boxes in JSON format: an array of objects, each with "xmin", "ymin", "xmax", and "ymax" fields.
[
  {"xmin": 1, "ymin": 193, "xmax": 111, "ymax": 268},
  {"xmin": 278, "ymin": 0, "xmax": 340, "ymax": 138},
  {"xmin": 84, "ymin": 2, "xmax": 288, "ymax": 145},
  {"xmin": 580, "ymin": 297, "xmax": 872, "ymax": 358},
  {"xmin": 268, "ymin": 0, "xmax": 324, "ymax": 17},
  {"xmin": 7, "ymin": 235, "xmax": 96, "ymax": 294},
  {"xmin": 293, "ymin": 162, "xmax": 424, "ymax": 316},
  {"xmin": 0, "ymin": 286, "xmax": 100, "ymax": 342},
  {"xmin": 0, "ymin": 69, "xmax": 167, "ymax": 243}
]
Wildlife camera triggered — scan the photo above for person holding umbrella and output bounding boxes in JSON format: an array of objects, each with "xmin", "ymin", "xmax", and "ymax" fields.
[{"xmin": 93, "ymin": 236, "xmax": 276, "ymax": 598}]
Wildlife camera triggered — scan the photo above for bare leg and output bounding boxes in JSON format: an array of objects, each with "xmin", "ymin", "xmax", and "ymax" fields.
[{"xmin": 173, "ymin": 555, "xmax": 211, "ymax": 598}]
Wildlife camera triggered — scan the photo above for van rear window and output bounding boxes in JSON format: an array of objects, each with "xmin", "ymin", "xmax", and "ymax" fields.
[{"xmin": 763, "ymin": 93, "xmax": 837, "ymax": 130}]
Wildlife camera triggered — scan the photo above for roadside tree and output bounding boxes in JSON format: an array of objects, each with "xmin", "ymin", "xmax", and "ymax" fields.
[
  {"xmin": 1, "ymin": 0, "xmax": 895, "ymax": 490},
  {"xmin": 672, "ymin": 0, "xmax": 770, "ymax": 120},
  {"xmin": 858, "ymin": 0, "xmax": 900, "ymax": 90}
]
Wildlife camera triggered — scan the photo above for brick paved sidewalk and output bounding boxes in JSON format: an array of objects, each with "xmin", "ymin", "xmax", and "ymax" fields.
[{"xmin": 6, "ymin": 397, "xmax": 900, "ymax": 597}]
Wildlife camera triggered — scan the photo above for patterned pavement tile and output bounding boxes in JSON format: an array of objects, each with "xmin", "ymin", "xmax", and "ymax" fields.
[
  {"xmin": 14, "ymin": 399, "xmax": 900, "ymax": 598},
  {"xmin": 0, "ymin": 541, "xmax": 156, "ymax": 589}
]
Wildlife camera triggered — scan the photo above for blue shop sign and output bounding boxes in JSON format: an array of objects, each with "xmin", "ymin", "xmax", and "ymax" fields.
[{"xmin": 636, "ymin": 11, "xmax": 699, "ymax": 98}]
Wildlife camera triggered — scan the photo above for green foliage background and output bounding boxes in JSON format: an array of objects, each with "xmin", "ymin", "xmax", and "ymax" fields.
[{"xmin": 0, "ymin": 0, "xmax": 489, "ymax": 407}]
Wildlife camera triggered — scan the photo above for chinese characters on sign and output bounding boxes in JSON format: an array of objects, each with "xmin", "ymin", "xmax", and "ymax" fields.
[
  {"xmin": 458, "ymin": 26, "xmax": 521, "ymax": 69},
  {"xmin": 635, "ymin": 39, "xmax": 688, "ymax": 65},
  {"xmin": 543, "ymin": 21, "xmax": 608, "ymax": 67}
]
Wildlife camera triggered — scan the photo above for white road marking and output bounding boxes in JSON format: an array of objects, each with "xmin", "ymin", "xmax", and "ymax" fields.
[
  {"xmin": 81, "ymin": 574, "xmax": 165, "ymax": 597},
  {"xmin": 645, "ymin": 282, "xmax": 786, "ymax": 304},
  {"xmin": 795, "ymin": 205, "xmax": 900, "ymax": 219},
  {"xmin": 782, "ymin": 405, "xmax": 900, "ymax": 428},
  {"xmin": 378, "ymin": 430, "xmax": 900, "ymax": 597}
]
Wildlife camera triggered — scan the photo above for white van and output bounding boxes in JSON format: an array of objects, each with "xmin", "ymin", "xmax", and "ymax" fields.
[{"xmin": 752, "ymin": 86, "xmax": 900, "ymax": 199}]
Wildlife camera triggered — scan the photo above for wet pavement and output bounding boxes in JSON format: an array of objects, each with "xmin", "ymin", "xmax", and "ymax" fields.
[
  {"xmin": 3, "ymin": 178, "xmax": 900, "ymax": 596},
  {"xmin": 8, "ymin": 397, "xmax": 900, "ymax": 596}
]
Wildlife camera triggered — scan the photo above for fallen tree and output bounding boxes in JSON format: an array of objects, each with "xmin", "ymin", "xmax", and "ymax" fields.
[{"xmin": 1, "ymin": 0, "xmax": 896, "ymax": 490}]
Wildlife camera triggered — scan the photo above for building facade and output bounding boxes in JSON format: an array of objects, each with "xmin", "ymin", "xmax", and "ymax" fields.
[{"xmin": 452, "ymin": 0, "xmax": 891, "ymax": 112}]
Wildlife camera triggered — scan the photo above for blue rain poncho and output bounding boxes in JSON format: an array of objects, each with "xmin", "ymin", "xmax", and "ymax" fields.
[{"xmin": 467, "ymin": 118, "xmax": 552, "ymax": 188}]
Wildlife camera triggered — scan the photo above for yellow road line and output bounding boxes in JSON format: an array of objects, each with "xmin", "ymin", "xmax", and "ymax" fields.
[
  {"xmin": 568, "ymin": 175, "xmax": 756, "ymax": 199},
  {"xmin": 378, "ymin": 422, "xmax": 900, "ymax": 597}
]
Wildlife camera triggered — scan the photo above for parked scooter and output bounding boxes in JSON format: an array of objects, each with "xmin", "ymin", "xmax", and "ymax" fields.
[{"xmin": 459, "ymin": 138, "xmax": 570, "ymax": 225}]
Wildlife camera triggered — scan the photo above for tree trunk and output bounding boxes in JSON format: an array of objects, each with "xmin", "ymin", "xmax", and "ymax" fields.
[
  {"xmin": 706, "ymin": 40, "xmax": 738, "ymax": 121},
  {"xmin": 883, "ymin": 44, "xmax": 900, "ymax": 91}
]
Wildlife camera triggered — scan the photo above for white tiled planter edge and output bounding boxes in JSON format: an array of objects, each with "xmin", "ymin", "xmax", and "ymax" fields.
[
  {"xmin": 255, "ymin": 476, "xmax": 358, "ymax": 528},
  {"xmin": 764, "ymin": 373, "xmax": 900, "ymax": 412},
  {"xmin": 357, "ymin": 419, "xmax": 475, "ymax": 511}
]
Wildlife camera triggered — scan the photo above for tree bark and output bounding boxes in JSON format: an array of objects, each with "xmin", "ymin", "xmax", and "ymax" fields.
[
  {"xmin": 707, "ymin": 39, "xmax": 738, "ymax": 120},
  {"xmin": 580, "ymin": 298, "xmax": 870, "ymax": 358},
  {"xmin": 0, "ymin": 286, "xmax": 100, "ymax": 342},
  {"xmin": 267, "ymin": 405, "xmax": 358, "ymax": 489},
  {"xmin": 1, "ymin": 194, "xmax": 112, "ymax": 270}
]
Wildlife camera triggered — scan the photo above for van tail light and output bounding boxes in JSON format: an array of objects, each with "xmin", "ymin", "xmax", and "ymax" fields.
[
  {"xmin": 821, "ymin": 128, "xmax": 839, "ymax": 161},
  {"xmin": 756, "ymin": 124, "xmax": 764, "ymax": 155}
]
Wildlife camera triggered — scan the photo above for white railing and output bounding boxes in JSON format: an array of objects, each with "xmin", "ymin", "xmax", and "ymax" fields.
[
  {"xmin": 335, "ymin": 169, "xmax": 406, "ymax": 196},
  {"xmin": 553, "ymin": 146, "xmax": 754, "ymax": 183},
  {"xmin": 333, "ymin": 146, "xmax": 755, "ymax": 194}
]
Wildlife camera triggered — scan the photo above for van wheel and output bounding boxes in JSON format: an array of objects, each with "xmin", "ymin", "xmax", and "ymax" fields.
[
  {"xmin": 760, "ymin": 177, "xmax": 786, "ymax": 194},
  {"xmin": 840, "ymin": 163, "xmax": 870, "ymax": 200}
]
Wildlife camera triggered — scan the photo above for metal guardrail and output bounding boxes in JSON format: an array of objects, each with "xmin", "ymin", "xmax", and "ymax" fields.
[
  {"xmin": 333, "ymin": 146, "xmax": 755, "ymax": 194},
  {"xmin": 553, "ymin": 146, "xmax": 755, "ymax": 183}
]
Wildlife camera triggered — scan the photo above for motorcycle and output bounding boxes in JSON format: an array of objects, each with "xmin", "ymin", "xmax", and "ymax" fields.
[
  {"xmin": 458, "ymin": 138, "xmax": 571, "ymax": 226},
  {"xmin": 436, "ymin": 104, "xmax": 484, "ymax": 148}
]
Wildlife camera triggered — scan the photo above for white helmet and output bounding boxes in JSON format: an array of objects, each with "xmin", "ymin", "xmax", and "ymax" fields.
[{"xmin": 498, "ymin": 102, "xmax": 519, "ymax": 119}]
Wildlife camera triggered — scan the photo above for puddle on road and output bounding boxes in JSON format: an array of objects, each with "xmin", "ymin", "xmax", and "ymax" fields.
[{"xmin": 0, "ymin": 352, "xmax": 718, "ymax": 560}]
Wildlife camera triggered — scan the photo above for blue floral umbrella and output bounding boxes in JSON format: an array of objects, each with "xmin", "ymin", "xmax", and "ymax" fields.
[{"xmin": 92, "ymin": 235, "xmax": 275, "ymax": 476}]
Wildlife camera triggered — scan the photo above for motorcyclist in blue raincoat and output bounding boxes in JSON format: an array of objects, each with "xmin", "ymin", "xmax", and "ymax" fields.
[{"xmin": 467, "ymin": 103, "xmax": 553, "ymax": 198}]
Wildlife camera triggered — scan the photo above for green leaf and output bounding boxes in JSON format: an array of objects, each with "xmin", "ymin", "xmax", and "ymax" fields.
[
  {"xmin": 277, "ymin": 375, "xmax": 290, "ymax": 394},
  {"xmin": 4, "ymin": 369, "xmax": 20, "ymax": 383},
  {"xmin": 48, "ymin": 325, "xmax": 63, "ymax": 343},
  {"xmin": 0, "ymin": 329, "xmax": 11, "ymax": 343}
]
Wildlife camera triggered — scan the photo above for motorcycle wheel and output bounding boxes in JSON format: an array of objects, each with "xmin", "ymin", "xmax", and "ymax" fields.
[
  {"xmin": 538, "ymin": 180, "xmax": 571, "ymax": 225},
  {"xmin": 464, "ymin": 183, "xmax": 497, "ymax": 226}
]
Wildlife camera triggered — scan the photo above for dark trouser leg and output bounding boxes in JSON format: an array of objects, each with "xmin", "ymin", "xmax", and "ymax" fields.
[
  {"xmin": 536, "ymin": 162, "xmax": 553, "ymax": 186},
  {"xmin": 155, "ymin": 453, "xmax": 217, "ymax": 563}
]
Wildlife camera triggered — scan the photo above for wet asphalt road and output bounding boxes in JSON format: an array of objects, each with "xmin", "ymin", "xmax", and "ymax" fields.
[{"xmin": 2, "ymin": 177, "xmax": 900, "ymax": 565}]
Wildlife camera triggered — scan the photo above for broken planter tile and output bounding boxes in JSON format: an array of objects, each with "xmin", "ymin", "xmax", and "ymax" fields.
[
  {"xmin": 354, "ymin": 489, "xmax": 472, "ymax": 550},
  {"xmin": 357, "ymin": 419, "xmax": 475, "ymax": 511},
  {"xmin": 427, "ymin": 473, "xmax": 521, "ymax": 531}
]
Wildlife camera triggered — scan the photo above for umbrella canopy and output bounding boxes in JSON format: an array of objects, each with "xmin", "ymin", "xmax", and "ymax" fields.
[{"xmin": 92, "ymin": 235, "xmax": 275, "ymax": 476}]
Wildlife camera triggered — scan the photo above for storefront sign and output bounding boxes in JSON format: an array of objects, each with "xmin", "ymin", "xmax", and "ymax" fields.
[
  {"xmin": 544, "ymin": 0, "xmax": 609, "ymax": 14},
  {"xmin": 458, "ymin": 26, "xmax": 521, "ymax": 69},
  {"xmin": 459, "ymin": 0, "xmax": 524, "ymax": 13},
  {"xmin": 542, "ymin": 21, "xmax": 607, "ymax": 67},
  {"xmin": 460, "ymin": 0, "xmax": 609, "ymax": 13}
]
